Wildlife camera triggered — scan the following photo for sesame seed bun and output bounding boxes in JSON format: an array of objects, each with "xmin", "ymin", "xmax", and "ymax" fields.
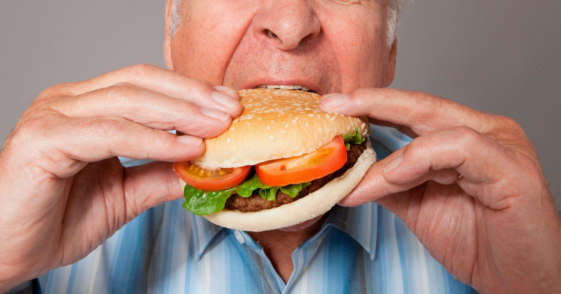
[
  {"xmin": 183, "ymin": 140, "xmax": 376, "ymax": 232},
  {"xmin": 192, "ymin": 89, "xmax": 370, "ymax": 169}
]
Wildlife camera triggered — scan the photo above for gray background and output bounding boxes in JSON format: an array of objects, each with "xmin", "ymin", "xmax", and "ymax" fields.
[{"xmin": 1, "ymin": 1, "xmax": 560, "ymax": 207}]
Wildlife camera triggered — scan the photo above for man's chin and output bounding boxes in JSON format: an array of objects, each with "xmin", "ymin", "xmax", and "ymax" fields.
[{"xmin": 278, "ymin": 215, "xmax": 324, "ymax": 232}]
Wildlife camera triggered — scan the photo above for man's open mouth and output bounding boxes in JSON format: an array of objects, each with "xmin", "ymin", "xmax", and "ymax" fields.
[{"xmin": 254, "ymin": 85, "xmax": 316, "ymax": 93}]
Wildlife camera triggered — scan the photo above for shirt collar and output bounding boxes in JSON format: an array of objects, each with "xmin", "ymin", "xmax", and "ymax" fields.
[
  {"xmin": 324, "ymin": 203, "xmax": 379, "ymax": 260},
  {"xmin": 189, "ymin": 213, "xmax": 224, "ymax": 261},
  {"xmin": 189, "ymin": 203, "xmax": 379, "ymax": 261}
]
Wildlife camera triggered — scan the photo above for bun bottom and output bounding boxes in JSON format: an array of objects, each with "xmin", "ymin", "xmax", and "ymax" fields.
[{"xmin": 194, "ymin": 140, "xmax": 377, "ymax": 232}]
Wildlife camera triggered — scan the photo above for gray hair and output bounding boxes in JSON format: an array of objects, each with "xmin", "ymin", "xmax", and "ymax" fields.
[{"xmin": 169, "ymin": 0, "xmax": 405, "ymax": 48}]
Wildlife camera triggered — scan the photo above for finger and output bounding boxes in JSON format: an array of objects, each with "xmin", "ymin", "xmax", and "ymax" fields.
[
  {"xmin": 41, "ymin": 64, "xmax": 242, "ymax": 118},
  {"xmin": 28, "ymin": 115, "xmax": 205, "ymax": 178},
  {"xmin": 338, "ymin": 151, "xmax": 459, "ymax": 207},
  {"xmin": 340, "ymin": 126, "xmax": 530, "ymax": 209},
  {"xmin": 382, "ymin": 127, "xmax": 528, "ymax": 209},
  {"xmin": 123, "ymin": 161, "xmax": 184, "ymax": 219},
  {"xmin": 51, "ymin": 83, "xmax": 234, "ymax": 138},
  {"xmin": 318, "ymin": 88, "xmax": 492, "ymax": 137}
]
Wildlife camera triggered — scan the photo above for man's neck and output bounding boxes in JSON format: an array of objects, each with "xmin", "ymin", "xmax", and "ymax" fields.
[{"xmin": 247, "ymin": 214, "xmax": 328, "ymax": 283}]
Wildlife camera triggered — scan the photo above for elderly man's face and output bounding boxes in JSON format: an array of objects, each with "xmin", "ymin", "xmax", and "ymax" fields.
[{"xmin": 164, "ymin": 0, "xmax": 396, "ymax": 94}]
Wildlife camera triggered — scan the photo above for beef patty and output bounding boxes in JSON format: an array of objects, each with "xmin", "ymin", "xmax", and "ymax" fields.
[{"xmin": 224, "ymin": 141, "xmax": 367, "ymax": 212}]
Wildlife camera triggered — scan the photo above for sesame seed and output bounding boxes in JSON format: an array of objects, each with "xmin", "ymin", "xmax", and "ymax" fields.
[
  {"xmin": 295, "ymin": 147, "xmax": 299, "ymax": 151},
  {"xmin": 305, "ymin": 123, "xmax": 309, "ymax": 128},
  {"xmin": 285, "ymin": 124, "xmax": 289, "ymax": 128},
  {"xmin": 245, "ymin": 145, "xmax": 249, "ymax": 148},
  {"xmin": 229, "ymin": 127, "xmax": 235, "ymax": 131},
  {"xmin": 326, "ymin": 114, "xmax": 330, "ymax": 118},
  {"xmin": 281, "ymin": 130, "xmax": 287, "ymax": 134},
  {"xmin": 289, "ymin": 114, "xmax": 292, "ymax": 116},
  {"xmin": 246, "ymin": 123, "xmax": 251, "ymax": 126},
  {"xmin": 308, "ymin": 114, "xmax": 314, "ymax": 117},
  {"xmin": 227, "ymin": 138, "xmax": 231, "ymax": 143},
  {"xmin": 267, "ymin": 126, "xmax": 270, "ymax": 131},
  {"xmin": 295, "ymin": 117, "xmax": 298, "ymax": 120},
  {"xmin": 319, "ymin": 128, "xmax": 322, "ymax": 133},
  {"xmin": 271, "ymin": 120, "xmax": 276, "ymax": 124},
  {"xmin": 328, "ymin": 128, "xmax": 332, "ymax": 132},
  {"xmin": 269, "ymin": 136, "xmax": 274, "ymax": 140},
  {"xmin": 279, "ymin": 135, "xmax": 284, "ymax": 138},
  {"xmin": 257, "ymin": 118, "xmax": 262, "ymax": 120},
  {"xmin": 362, "ymin": 123, "xmax": 366, "ymax": 128},
  {"xmin": 292, "ymin": 120, "xmax": 297, "ymax": 123},
  {"xmin": 317, "ymin": 115, "xmax": 321, "ymax": 118},
  {"xmin": 330, "ymin": 116, "xmax": 336, "ymax": 120}
]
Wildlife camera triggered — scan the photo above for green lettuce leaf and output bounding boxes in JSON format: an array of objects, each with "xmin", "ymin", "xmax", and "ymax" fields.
[
  {"xmin": 183, "ymin": 185, "xmax": 235, "ymax": 216},
  {"xmin": 342, "ymin": 128, "xmax": 366, "ymax": 150},
  {"xmin": 280, "ymin": 182, "xmax": 311, "ymax": 198},
  {"xmin": 236, "ymin": 174, "xmax": 271, "ymax": 197},
  {"xmin": 183, "ymin": 174, "xmax": 310, "ymax": 215},
  {"xmin": 259, "ymin": 187, "xmax": 279, "ymax": 201}
]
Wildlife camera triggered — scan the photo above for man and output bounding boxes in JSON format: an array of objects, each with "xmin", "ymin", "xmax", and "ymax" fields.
[{"xmin": 1, "ymin": 0, "xmax": 560, "ymax": 293}]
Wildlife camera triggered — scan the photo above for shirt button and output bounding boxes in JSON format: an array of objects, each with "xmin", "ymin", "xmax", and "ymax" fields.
[{"xmin": 234, "ymin": 230, "xmax": 245, "ymax": 244}]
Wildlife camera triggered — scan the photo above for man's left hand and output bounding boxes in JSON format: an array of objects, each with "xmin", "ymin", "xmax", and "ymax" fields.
[{"xmin": 319, "ymin": 88, "xmax": 561, "ymax": 294}]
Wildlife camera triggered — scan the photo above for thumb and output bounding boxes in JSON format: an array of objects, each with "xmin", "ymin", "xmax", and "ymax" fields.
[{"xmin": 123, "ymin": 161, "xmax": 184, "ymax": 218}]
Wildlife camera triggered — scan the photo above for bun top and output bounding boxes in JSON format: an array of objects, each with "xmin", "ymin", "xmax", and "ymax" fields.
[{"xmin": 192, "ymin": 89, "xmax": 369, "ymax": 168}]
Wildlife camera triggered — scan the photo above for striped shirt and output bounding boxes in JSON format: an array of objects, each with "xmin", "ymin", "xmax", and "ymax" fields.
[{"xmin": 11, "ymin": 126, "xmax": 477, "ymax": 294}]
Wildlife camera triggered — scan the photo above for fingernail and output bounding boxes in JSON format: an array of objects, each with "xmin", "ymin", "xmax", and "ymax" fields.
[
  {"xmin": 211, "ymin": 91, "xmax": 240, "ymax": 108},
  {"xmin": 384, "ymin": 155, "xmax": 403, "ymax": 173},
  {"xmin": 201, "ymin": 107, "xmax": 230, "ymax": 121},
  {"xmin": 177, "ymin": 135, "xmax": 202, "ymax": 146},
  {"xmin": 320, "ymin": 94, "xmax": 348, "ymax": 110},
  {"xmin": 214, "ymin": 86, "xmax": 239, "ymax": 99}
]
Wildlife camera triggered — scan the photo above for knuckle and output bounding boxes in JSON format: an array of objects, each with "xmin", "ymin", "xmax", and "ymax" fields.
[
  {"xmin": 417, "ymin": 91, "xmax": 443, "ymax": 112},
  {"xmin": 496, "ymin": 115, "xmax": 524, "ymax": 134},
  {"xmin": 17, "ymin": 111, "xmax": 57, "ymax": 137},
  {"xmin": 452, "ymin": 126, "xmax": 481, "ymax": 148},
  {"xmin": 94, "ymin": 118, "xmax": 129, "ymax": 140},
  {"xmin": 127, "ymin": 63, "xmax": 156, "ymax": 77},
  {"xmin": 37, "ymin": 83, "xmax": 73, "ymax": 100},
  {"xmin": 406, "ymin": 138, "xmax": 426, "ymax": 159},
  {"xmin": 112, "ymin": 82, "xmax": 134, "ymax": 88},
  {"xmin": 105, "ymin": 83, "xmax": 135, "ymax": 102},
  {"xmin": 7, "ymin": 111, "xmax": 59, "ymax": 151}
]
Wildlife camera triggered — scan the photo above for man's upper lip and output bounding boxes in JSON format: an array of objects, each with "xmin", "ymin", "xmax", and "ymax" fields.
[{"xmin": 240, "ymin": 79, "xmax": 323, "ymax": 95}]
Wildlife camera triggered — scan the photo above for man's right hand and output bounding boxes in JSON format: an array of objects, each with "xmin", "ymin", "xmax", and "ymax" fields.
[{"xmin": 0, "ymin": 64, "xmax": 242, "ymax": 291}]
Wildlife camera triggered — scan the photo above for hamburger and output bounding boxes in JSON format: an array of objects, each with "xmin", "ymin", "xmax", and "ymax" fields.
[{"xmin": 173, "ymin": 89, "xmax": 376, "ymax": 232}]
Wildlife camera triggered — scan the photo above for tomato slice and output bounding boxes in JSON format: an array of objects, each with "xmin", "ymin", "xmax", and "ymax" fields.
[
  {"xmin": 173, "ymin": 162, "xmax": 251, "ymax": 191},
  {"xmin": 255, "ymin": 136, "xmax": 347, "ymax": 186}
]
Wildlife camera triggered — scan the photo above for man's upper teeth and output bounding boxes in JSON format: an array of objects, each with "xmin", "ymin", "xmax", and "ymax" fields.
[{"xmin": 256, "ymin": 85, "xmax": 310, "ymax": 91}]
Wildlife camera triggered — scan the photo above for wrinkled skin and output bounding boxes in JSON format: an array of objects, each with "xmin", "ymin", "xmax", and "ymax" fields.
[
  {"xmin": 320, "ymin": 89, "xmax": 561, "ymax": 293},
  {"xmin": 0, "ymin": 0, "xmax": 560, "ymax": 293}
]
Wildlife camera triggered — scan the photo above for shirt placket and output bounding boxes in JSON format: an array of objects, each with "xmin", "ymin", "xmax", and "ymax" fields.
[{"xmin": 232, "ymin": 230, "xmax": 285, "ymax": 294}]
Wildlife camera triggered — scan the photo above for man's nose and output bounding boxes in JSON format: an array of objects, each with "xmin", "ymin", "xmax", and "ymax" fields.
[{"xmin": 253, "ymin": 0, "xmax": 321, "ymax": 50}]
